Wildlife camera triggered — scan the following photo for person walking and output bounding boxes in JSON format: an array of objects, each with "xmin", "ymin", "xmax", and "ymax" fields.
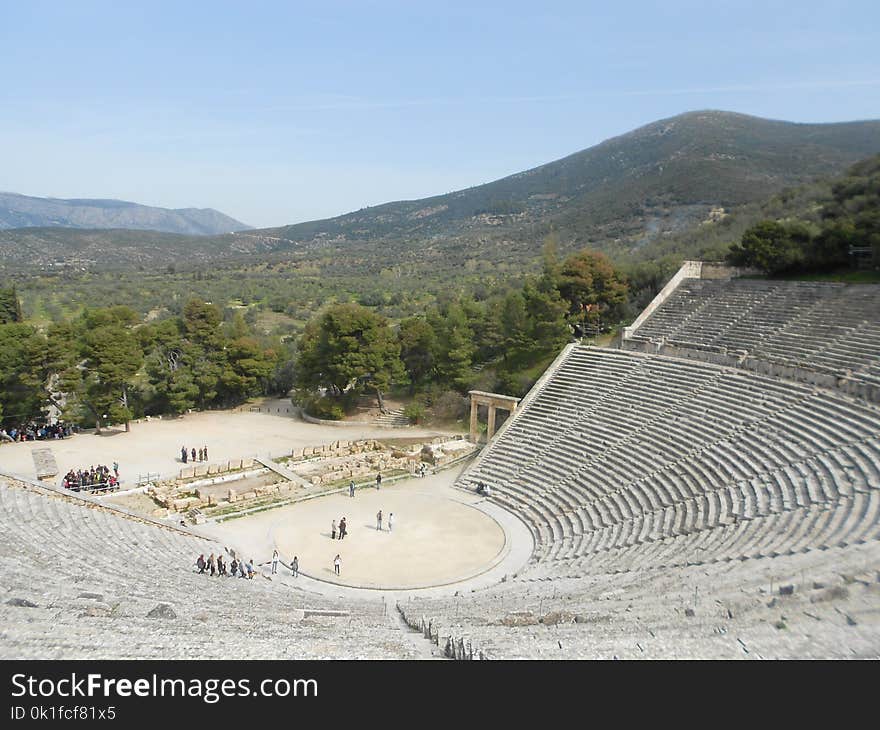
[
  {"xmin": 376, "ymin": 510, "xmax": 383, "ymax": 531},
  {"xmin": 349, "ymin": 480, "xmax": 355, "ymax": 498},
  {"xmin": 388, "ymin": 512, "xmax": 394, "ymax": 532},
  {"xmin": 203, "ymin": 445, "xmax": 208, "ymax": 461},
  {"xmin": 331, "ymin": 519, "xmax": 337, "ymax": 540},
  {"xmin": 196, "ymin": 554, "xmax": 206, "ymax": 574},
  {"xmin": 271, "ymin": 549, "xmax": 279, "ymax": 575},
  {"xmin": 246, "ymin": 559, "xmax": 255, "ymax": 579},
  {"xmin": 339, "ymin": 517, "xmax": 347, "ymax": 539},
  {"xmin": 181, "ymin": 446, "xmax": 187, "ymax": 463},
  {"xmin": 333, "ymin": 554, "xmax": 341, "ymax": 576},
  {"xmin": 230, "ymin": 557, "xmax": 238, "ymax": 576},
  {"xmin": 191, "ymin": 447, "xmax": 197, "ymax": 463},
  {"xmin": 112, "ymin": 461, "xmax": 119, "ymax": 479},
  {"xmin": 291, "ymin": 556, "xmax": 299, "ymax": 577},
  {"xmin": 198, "ymin": 447, "xmax": 203, "ymax": 462},
  {"xmin": 376, "ymin": 472, "xmax": 382, "ymax": 490},
  {"xmin": 207, "ymin": 553, "xmax": 216, "ymax": 577},
  {"xmin": 217, "ymin": 555, "xmax": 226, "ymax": 576}
]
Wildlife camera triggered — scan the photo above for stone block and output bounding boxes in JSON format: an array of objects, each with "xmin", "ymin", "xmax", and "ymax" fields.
[
  {"xmin": 207, "ymin": 464, "xmax": 218, "ymax": 475},
  {"xmin": 227, "ymin": 488, "xmax": 237, "ymax": 502},
  {"xmin": 180, "ymin": 467, "xmax": 195, "ymax": 479},
  {"xmin": 229, "ymin": 459, "xmax": 242, "ymax": 470},
  {"xmin": 194, "ymin": 466, "xmax": 208, "ymax": 477},
  {"xmin": 241, "ymin": 458, "xmax": 254, "ymax": 469}
]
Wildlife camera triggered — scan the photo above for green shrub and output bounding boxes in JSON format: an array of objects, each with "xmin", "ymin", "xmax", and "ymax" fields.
[{"xmin": 403, "ymin": 403, "xmax": 425, "ymax": 424}]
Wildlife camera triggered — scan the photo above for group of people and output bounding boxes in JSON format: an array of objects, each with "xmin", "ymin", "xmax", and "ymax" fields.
[
  {"xmin": 330, "ymin": 516, "xmax": 348, "ymax": 540},
  {"xmin": 376, "ymin": 509, "xmax": 393, "ymax": 531},
  {"xmin": 270, "ymin": 549, "xmax": 298, "ymax": 577},
  {"xmin": 1, "ymin": 421, "xmax": 73, "ymax": 443},
  {"xmin": 196, "ymin": 552, "xmax": 255, "ymax": 579},
  {"xmin": 180, "ymin": 445, "xmax": 209, "ymax": 464},
  {"xmin": 62, "ymin": 462, "xmax": 120, "ymax": 492}
]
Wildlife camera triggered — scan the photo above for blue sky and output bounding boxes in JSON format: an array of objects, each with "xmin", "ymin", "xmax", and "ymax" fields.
[{"xmin": 2, "ymin": 1, "xmax": 878, "ymax": 227}]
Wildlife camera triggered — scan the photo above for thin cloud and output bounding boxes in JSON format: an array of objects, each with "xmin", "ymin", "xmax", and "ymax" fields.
[{"xmin": 618, "ymin": 79, "xmax": 880, "ymax": 96}]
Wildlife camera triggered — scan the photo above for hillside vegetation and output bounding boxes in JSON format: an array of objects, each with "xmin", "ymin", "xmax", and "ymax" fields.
[{"xmin": 1, "ymin": 110, "xmax": 878, "ymax": 274}]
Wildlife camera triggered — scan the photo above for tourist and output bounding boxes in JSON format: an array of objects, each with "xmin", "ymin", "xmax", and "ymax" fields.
[
  {"xmin": 339, "ymin": 517, "xmax": 346, "ymax": 539},
  {"xmin": 191, "ymin": 447, "xmax": 197, "ymax": 463},
  {"xmin": 217, "ymin": 555, "xmax": 226, "ymax": 576},
  {"xmin": 204, "ymin": 445, "xmax": 208, "ymax": 461},
  {"xmin": 271, "ymin": 549, "xmax": 279, "ymax": 574},
  {"xmin": 181, "ymin": 446, "xmax": 187, "ymax": 463},
  {"xmin": 230, "ymin": 557, "xmax": 238, "ymax": 576},
  {"xmin": 349, "ymin": 480, "xmax": 355, "ymax": 498},
  {"xmin": 198, "ymin": 447, "xmax": 203, "ymax": 462},
  {"xmin": 376, "ymin": 510, "xmax": 383, "ymax": 531},
  {"xmin": 331, "ymin": 519, "xmax": 337, "ymax": 540},
  {"xmin": 292, "ymin": 556, "xmax": 299, "ymax": 577},
  {"xmin": 333, "ymin": 554, "xmax": 341, "ymax": 576},
  {"xmin": 112, "ymin": 461, "xmax": 119, "ymax": 478},
  {"xmin": 376, "ymin": 472, "xmax": 382, "ymax": 490},
  {"xmin": 247, "ymin": 559, "xmax": 255, "ymax": 579},
  {"xmin": 207, "ymin": 553, "xmax": 216, "ymax": 577},
  {"xmin": 238, "ymin": 560, "xmax": 247, "ymax": 578},
  {"xmin": 388, "ymin": 512, "xmax": 394, "ymax": 532},
  {"xmin": 196, "ymin": 554, "xmax": 206, "ymax": 574}
]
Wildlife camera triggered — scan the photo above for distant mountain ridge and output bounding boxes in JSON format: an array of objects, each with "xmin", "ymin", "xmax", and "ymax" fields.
[
  {"xmin": 0, "ymin": 192, "xmax": 251, "ymax": 235},
  {"xmin": 1, "ymin": 110, "xmax": 879, "ymax": 270},
  {"xmin": 264, "ymin": 110, "xmax": 880, "ymax": 250}
]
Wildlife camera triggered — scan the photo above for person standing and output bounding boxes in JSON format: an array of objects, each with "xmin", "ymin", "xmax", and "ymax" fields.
[
  {"xmin": 292, "ymin": 556, "xmax": 299, "ymax": 577},
  {"xmin": 376, "ymin": 510, "xmax": 383, "ymax": 531},
  {"xmin": 230, "ymin": 557, "xmax": 238, "ymax": 576},
  {"xmin": 388, "ymin": 512, "xmax": 394, "ymax": 532},
  {"xmin": 333, "ymin": 554, "xmax": 341, "ymax": 576},
  {"xmin": 191, "ymin": 447, "xmax": 197, "ymax": 463},
  {"xmin": 217, "ymin": 555, "xmax": 226, "ymax": 576},
  {"xmin": 246, "ymin": 559, "xmax": 255, "ymax": 579},
  {"xmin": 376, "ymin": 472, "xmax": 382, "ymax": 490},
  {"xmin": 207, "ymin": 553, "xmax": 216, "ymax": 576},
  {"xmin": 181, "ymin": 446, "xmax": 187, "ymax": 463},
  {"xmin": 339, "ymin": 517, "xmax": 346, "ymax": 539},
  {"xmin": 331, "ymin": 519, "xmax": 337, "ymax": 540},
  {"xmin": 196, "ymin": 554, "xmax": 206, "ymax": 574},
  {"xmin": 112, "ymin": 461, "xmax": 119, "ymax": 478},
  {"xmin": 271, "ymin": 549, "xmax": 279, "ymax": 575},
  {"xmin": 204, "ymin": 445, "xmax": 208, "ymax": 461},
  {"xmin": 349, "ymin": 480, "xmax": 355, "ymax": 498}
]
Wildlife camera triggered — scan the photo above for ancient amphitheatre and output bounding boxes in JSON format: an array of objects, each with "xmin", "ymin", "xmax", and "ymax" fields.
[{"xmin": 1, "ymin": 262, "xmax": 879, "ymax": 659}]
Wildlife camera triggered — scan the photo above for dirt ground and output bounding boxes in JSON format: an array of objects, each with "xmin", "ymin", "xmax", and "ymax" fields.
[
  {"xmin": 0, "ymin": 404, "xmax": 458, "ymax": 487},
  {"xmin": 200, "ymin": 468, "xmax": 506, "ymax": 590}
]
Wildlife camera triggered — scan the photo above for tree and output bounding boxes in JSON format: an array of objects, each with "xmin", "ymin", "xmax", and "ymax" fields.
[
  {"xmin": 397, "ymin": 317, "xmax": 437, "ymax": 393},
  {"xmin": 726, "ymin": 220, "xmax": 810, "ymax": 274},
  {"xmin": 0, "ymin": 285, "xmax": 23, "ymax": 324},
  {"xmin": 557, "ymin": 250, "xmax": 629, "ymax": 332},
  {"xmin": 295, "ymin": 303, "xmax": 403, "ymax": 410},
  {"xmin": 67, "ymin": 307, "xmax": 144, "ymax": 432},
  {"xmin": 430, "ymin": 302, "xmax": 475, "ymax": 392},
  {"xmin": 0, "ymin": 324, "xmax": 46, "ymax": 428}
]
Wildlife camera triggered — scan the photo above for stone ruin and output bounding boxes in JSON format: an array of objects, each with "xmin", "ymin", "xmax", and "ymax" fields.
[{"xmin": 144, "ymin": 436, "xmax": 475, "ymax": 519}]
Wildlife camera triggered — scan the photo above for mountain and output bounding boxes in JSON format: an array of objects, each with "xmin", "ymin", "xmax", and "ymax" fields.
[
  {"xmin": 0, "ymin": 192, "xmax": 251, "ymax": 235},
  {"xmin": 1, "ymin": 110, "xmax": 879, "ymax": 271},
  {"xmin": 264, "ymin": 110, "xmax": 880, "ymax": 252}
]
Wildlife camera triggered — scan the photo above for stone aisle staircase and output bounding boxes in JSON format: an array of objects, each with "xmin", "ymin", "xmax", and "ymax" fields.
[{"xmin": 375, "ymin": 409, "xmax": 409, "ymax": 427}]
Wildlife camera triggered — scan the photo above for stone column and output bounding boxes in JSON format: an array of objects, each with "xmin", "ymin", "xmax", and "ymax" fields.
[
  {"xmin": 487, "ymin": 405, "xmax": 497, "ymax": 441},
  {"xmin": 469, "ymin": 397, "xmax": 479, "ymax": 443}
]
